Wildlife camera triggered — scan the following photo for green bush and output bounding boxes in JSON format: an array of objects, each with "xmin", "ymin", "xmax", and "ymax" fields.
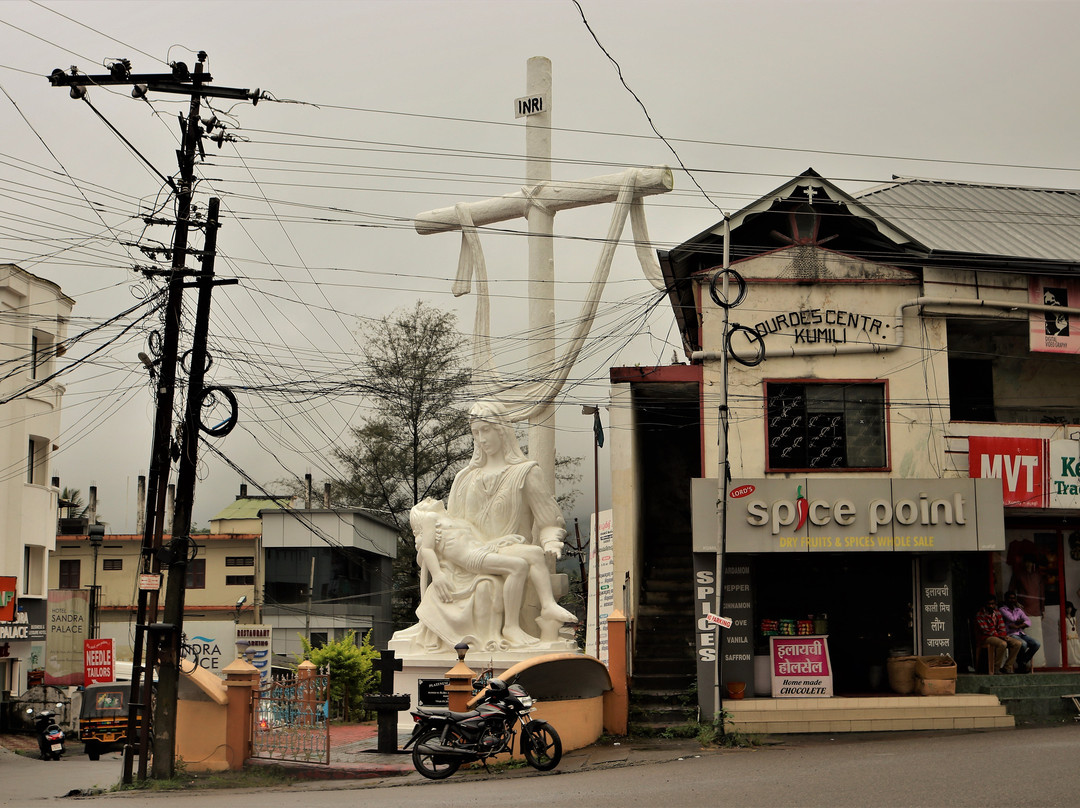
[{"xmin": 296, "ymin": 630, "xmax": 380, "ymax": 720}]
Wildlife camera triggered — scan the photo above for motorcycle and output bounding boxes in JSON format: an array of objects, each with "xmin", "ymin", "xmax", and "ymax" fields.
[
  {"xmin": 403, "ymin": 677, "xmax": 562, "ymax": 780},
  {"xmin": 27, "ymin": 704, "xmax": 66, "ymax": 761}
]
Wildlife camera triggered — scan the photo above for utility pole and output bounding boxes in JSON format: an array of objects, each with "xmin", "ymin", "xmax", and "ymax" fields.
[
  {"xmin": 49, "ymin": 54, "xmax": 256, "ymax": 782},
  {"xmin": 153, "ymin": 196, "xmax": 232, "ymax": 778}
]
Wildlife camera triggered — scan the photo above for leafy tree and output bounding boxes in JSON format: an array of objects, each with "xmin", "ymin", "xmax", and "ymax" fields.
[
  {"xmin": 331, "ymin": 302, "xmax": 473, "ymax": 628},
  {"xmin": 297, "ymin": 630, "xmax": 380, "ymax": 720}
]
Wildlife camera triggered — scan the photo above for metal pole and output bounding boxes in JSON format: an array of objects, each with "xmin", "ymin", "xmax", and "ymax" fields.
[{"xmin": 714, "ymin": 218, "xmax": 731, "ymax": 717}]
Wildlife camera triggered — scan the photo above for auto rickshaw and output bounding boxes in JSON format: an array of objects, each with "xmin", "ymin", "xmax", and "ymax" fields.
[{"xmin": 79, "ymin": 682, "xmax": 146, "ymax": 760}]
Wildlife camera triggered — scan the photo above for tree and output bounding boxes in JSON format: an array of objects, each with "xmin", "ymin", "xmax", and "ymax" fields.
[
  {"xmin": 331, "ymin": 302, "xmax": 473, "ymax": 628},
  {"xmin": 297, "ymin": 630, "xmax": 380, "ymax": 720}
]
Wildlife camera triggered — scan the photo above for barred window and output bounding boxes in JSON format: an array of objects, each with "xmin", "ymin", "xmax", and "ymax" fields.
[
  {"xmin": 765, "ymin": 381, "xmax": 888, "ymax": 471},
  {"xmin": 226, "ymin": 574, "xmax": 254, "ymax": 586},
  {"xmin": 103, "ymin": 559, "xmax": 123, "ymax": 571},
  {"xmin": 225, "ymin": 556, "xmax": 254, "ymax": 567}
]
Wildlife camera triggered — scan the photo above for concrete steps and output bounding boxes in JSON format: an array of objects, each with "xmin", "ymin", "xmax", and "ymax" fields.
[
  {"xmin": 724, "ymin": 694, "xmax": 1014, "ymax": 734},
  {"xmin": 956, "ymin": 671, "xmax": 1080, "ymax": 722}
]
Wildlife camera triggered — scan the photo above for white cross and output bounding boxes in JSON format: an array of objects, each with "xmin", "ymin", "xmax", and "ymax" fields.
[{"xmin": 414, "ymin": 57, "xmax": 672, "ymax": 489}]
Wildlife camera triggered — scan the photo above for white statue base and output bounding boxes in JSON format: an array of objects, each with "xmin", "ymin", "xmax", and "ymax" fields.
[{"xmin": 392, "ymin": 648, "xmax": 582, "ymax": 734}]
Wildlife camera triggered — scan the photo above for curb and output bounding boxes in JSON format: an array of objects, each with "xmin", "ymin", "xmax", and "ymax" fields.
[{"xmin": 246, "ymin": 756, "xmax": 414, "ymax": 781}]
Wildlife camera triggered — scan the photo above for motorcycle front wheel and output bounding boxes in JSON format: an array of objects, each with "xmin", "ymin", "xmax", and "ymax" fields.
[
  {"xmin": 522, "ymin": 723, "xmax": 561, "ymax": 771},
  {"xmin": 411, "ymin": 727, "xmax": 462, "ymax": 780}
]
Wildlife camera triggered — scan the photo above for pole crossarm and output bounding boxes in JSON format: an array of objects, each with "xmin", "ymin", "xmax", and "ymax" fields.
[
  {"xmin": 47, "ymin": 69, "xmax": 260, "ymax": 103},
  {"xmin": 413, "ymin": 166, "xmax": 673, "ymax": 235}
]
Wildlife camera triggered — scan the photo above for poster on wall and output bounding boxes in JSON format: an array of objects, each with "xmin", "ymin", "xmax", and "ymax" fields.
[
  {"xmin": 45, "ymin": 589, "xmax": 89, "ymax": 686},
  {"xmin": 585, "ymin": 510, "xmax": 614, "ymax": 663},
  {"xmin": 1030, "ymin": 277, "xmax": 1080, "ymax": 354},
  {"xmin": 770, "ymin": 635, "xmax": 833, "ymax": 698}
]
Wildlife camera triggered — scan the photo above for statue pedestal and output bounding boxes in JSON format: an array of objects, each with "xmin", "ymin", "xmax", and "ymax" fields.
[{"xmin": 393, "ymin": 649, "xmax": 582, "ymax": 733}]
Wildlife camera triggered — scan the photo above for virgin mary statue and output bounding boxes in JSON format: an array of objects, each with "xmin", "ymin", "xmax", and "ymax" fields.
[{"xmin": 388, "ymin": 400, "xmax": 578, "ymax": 656}]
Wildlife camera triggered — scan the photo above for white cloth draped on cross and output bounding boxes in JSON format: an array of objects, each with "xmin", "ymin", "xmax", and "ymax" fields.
[{"xmin": 416, "ymin": 165, "xmax": 673, "ymax": 421}]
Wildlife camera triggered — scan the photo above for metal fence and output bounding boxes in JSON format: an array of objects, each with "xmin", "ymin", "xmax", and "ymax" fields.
[{"xmin": 251, "ymin": 667, "xmax": 330, "ymax": 764}]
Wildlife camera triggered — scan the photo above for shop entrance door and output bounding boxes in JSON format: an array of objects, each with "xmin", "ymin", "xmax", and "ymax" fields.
[
  {"xmin": 1003, "ymin": 529, "xmax": 1080, "ymax": 669},
  {"xmin": 754, "ymin": 554, "xmax": 913, "ymax": 694}
]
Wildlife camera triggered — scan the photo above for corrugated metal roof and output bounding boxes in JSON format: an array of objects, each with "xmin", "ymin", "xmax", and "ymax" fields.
[{"xmin": 854, "ymin": 178, "xmax": 1080, "ymax": 263}]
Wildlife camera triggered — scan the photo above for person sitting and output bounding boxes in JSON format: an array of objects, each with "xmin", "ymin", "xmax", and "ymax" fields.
[
  {"xmin": 1000, "ymin": 590, "xmax": 1040, "ymax": 673},
  {"xmin": 975, "ymin": 595, "xmax": 1021, "ymax": 674}
]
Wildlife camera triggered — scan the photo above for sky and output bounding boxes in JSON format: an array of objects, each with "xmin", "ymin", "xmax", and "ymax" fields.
[{"xmin": 2, "ymin": 0, "xmax": 1080, "ymax": 534}]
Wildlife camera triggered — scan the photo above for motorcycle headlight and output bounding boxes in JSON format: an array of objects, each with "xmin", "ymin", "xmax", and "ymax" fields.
[{"xmin": 519, "ymin": 695, "xmax": 533, "ymax": 709}]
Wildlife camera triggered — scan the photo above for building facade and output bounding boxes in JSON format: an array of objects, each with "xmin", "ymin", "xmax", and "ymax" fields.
[
  {"xmin": 611, "ymin": 171, "xmax": 1080, "ymax": 718},
  {"xmin": 0, "ymin": 264, "xmax": 72, "ymax": 694}
]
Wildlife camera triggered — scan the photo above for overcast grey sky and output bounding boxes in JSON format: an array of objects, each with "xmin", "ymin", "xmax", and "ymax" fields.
[{"xmin": 3, "ymin": 0, "xmax": 1079, "ymax": 532}]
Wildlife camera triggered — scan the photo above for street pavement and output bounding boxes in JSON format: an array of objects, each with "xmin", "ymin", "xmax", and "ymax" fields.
[{"xmin": 3, "ymin": 722, "xmax": 1078, "ymax": 805}]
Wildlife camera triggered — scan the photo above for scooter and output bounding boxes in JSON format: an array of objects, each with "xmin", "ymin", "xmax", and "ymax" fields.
[{"xmin": 27, "ymin": 704, "xmax": 66, "ymax": 761}]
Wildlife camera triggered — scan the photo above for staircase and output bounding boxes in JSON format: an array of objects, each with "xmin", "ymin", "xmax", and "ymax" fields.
[
  {"xmin": 629, "ymin": 554, "xmax": 697, "ymax": 729},
  {"xmin": 956, "ymin": 671, "xmax": 1080, "ymax": 723},
  {"xmin": 725, "ymin": 693, "xmax": 1014, "ymax": 734}
]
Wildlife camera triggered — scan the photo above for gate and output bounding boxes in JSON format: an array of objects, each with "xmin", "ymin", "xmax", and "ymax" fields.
[{"xmin": 251, "ymin": 666, "xmax": 330, "ymax": 764}]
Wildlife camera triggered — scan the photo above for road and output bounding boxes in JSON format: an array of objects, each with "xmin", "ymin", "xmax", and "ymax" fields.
[{"xmin": 3, "ymin": 725, "xmax": 1077, "ymax": 807}]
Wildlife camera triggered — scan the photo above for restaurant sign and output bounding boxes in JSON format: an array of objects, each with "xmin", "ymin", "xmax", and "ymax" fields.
[{"xmin": 724, "ymin": 478, "xmax": 1004, "ymax": 553}]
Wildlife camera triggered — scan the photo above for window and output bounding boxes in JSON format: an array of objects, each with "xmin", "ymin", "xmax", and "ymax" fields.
[
  {"xmin": 225, "ymin": 556, "xmax": 254, "ymax": 567},
  {"xmin": 103, "ymin": 559, "xmax": 123, "ymax": 571},
  {"xmin": 765, "ymin": 381, "xmax": 888, "ymax": 470},
  {"xmin": 58, "ymin": 559, "xmax": 80, "ymax": 589},
  {"xmin": 225, "ymin": 574, "xmax": 254, "ymax": 586},
  {"xmin": 186, "ymin": 558, "xmax": 206, "ymax": 589},
  {"xmin": 26, "ymin": 436, "xmax": 46, "ymax": 485},
  {"xmin": 30, "ymin": 330, "xmax": 53, "ymax": 380}
]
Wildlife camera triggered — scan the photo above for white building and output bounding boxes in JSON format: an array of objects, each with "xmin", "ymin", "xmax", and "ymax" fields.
[{"xmin": 0, "ymin": 264, "xmax": 72, "ymax": 694}]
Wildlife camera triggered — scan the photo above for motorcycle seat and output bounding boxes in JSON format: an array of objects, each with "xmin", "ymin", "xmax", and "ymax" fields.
[{"xmin": 417, "ymin": 707, "xmax": 480, "ymax": 721}]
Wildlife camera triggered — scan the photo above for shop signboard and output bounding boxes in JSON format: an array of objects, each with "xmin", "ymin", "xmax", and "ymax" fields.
[
  {"xmin": 585, "ymin": 510, "xmax": 614, "ymax": 663},
  {"xmin": 720, "ymin": 560, "xmax": 755, "ymax": 699},
  {"xmin": 968, "ymin": 436, "xmax": 1080, "ymax": 509},
  {"xmin": 45, "ymin": 589, "xmax": 90, "ymax": 686},
  {"xmin": 1029, "ymin": 276, "xmax": 1080, "ymax": 354},
  {"xmin": 724, "ymin": 478, "xmax": 1004, "ymax": 553},
  {"xmin": 181, "ymin": 621, "xmax": 233, "ymax": 676},
  {"xmin": 235, "ymin": 624, "xmax": 272, "ymax": 684},
  {"xmin": 84, "ymin": 638, "xmax": 114, "ymax": 684},
  {"xmin": 693, "ymin": 553, "xmax": 718, "ymax": 719},
  {"xmin": 770, "ymin": 635, "xmax": 833, "ymax": 697},
  {"xmin": 0, "ymin": 576, "xmax": 16, "ymax": 622},
  {"xmin": 918, "ymin": 558, "xmax": 954, "ymax": 657}
]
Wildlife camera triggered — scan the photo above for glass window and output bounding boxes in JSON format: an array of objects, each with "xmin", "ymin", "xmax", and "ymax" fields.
[
  {"xmin": 103, "ymin": 559, "xmax": 123, "ymax": 571},
  {"xmin": 186, "ymin": 558, "xmax": 206, "ymax": 589},
  {"xmin": 58, "ymin": 559, "xmax": 80, "ymax": 589},
  {"xmin": 765, "ymin": 381, "xmax": 887, "ymax": 470},
  {"xmin": 225, "ymin": 574, "xmax": 254, "ymax": 586},
  {"xmin": 225, "ymin": 556, "xmax": 254, "ymax": 567}
]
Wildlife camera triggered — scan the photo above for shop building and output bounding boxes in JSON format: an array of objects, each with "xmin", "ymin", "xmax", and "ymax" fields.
[
  {"xmin": 0, "ymin": 264, "xmax": 71, "ymax": 696},
  {"xmin": 610, "ymin": 171, "xmax": 1080, "ymax": 720}
]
